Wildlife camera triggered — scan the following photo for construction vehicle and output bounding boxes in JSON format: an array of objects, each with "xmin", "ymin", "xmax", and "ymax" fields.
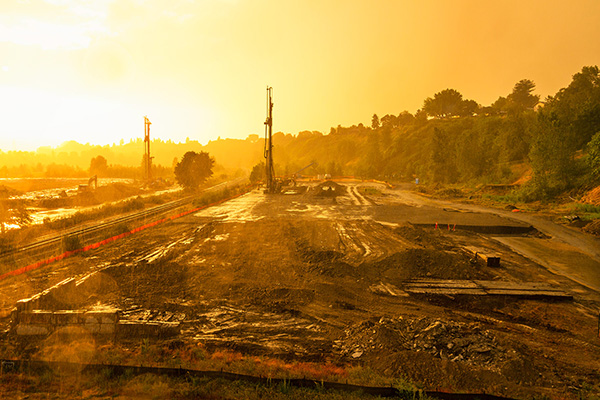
[{"xmin": 78, "ymin": 175, "xmax": 98, "ymax": 193}]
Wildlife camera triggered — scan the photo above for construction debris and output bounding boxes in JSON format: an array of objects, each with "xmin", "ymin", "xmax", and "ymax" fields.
[{"xmin": 336, "ymin": 316, "xmax": 505, "ymax": 367}]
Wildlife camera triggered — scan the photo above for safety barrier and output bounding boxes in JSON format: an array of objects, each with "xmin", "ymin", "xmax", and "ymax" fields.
[{"xmin": 0, "ymin": 186, "xmax": 252, "ymax": 282}]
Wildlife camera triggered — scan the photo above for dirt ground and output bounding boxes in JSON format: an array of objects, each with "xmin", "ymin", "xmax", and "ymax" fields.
[{"xmin": 1, "ymin": 181, "xmax": 600, "ymax": 399}]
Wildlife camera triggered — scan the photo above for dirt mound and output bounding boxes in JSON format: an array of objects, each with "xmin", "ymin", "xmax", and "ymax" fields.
[
  {"xmin": 582, "ymin": 219, "xmax": 600, "ymax": 235},
  {"xmin": 312, "ymin": 181, "xmax": 345, "ymax": 197},
  {"xmin": 365, "ymin": 248, "xmax": 492, "ymax": 281},
  {"xmin": 393, "ymin": 224, "xmax": 442, "ymax": 246},
  {"xmin": 0, "ymin": 185, "xmax": 21, "ymax": 198},
  {"xmin": 336, "ymin": 316, "xmax": 506, "ymax": 367},
  {"xmin": 76, "ymin": 183, "xmax": 142, "ymax": 206},
  {"xmin": 581, "ymin": 185, "xmax": 600, "ymax": 205},
  {"xmin": 435, "ymin": 188, "xmax": 466, "ymax": 199}
]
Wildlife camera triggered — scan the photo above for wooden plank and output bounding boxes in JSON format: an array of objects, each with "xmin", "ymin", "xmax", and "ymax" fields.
[
  {"xmin": 476, "ymin": 281, "xmax": 556, "ymax": 290},
  {"xmin": 485, "ymin": 289, "xmax": 572, "ymax": 298},
  {"xmin": 404, "ymin": 288, "xmax": 487, "ymax": 295},
  {"xmin": 405, "ymin": 279, "xmax": 478, "ymax": 288},
  {"xmin": 402, "ymin": 279, "xmax": 571, "ymax": 299}
]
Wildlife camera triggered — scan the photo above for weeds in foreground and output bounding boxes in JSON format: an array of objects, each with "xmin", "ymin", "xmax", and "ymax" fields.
[
  {"xmin": 569, "ymin": 203, "xmax": 600, "ymax": 220},
  {"xmin": 1, "ymin": 370, "xmax": 422, "ymax": 399},
  {"xmin": 61, "ymin": 234, "xmax": 82, "ymax": 252}
]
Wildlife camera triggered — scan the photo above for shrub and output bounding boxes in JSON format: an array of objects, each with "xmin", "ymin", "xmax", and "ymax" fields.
[{"xmin": 62, "ymin": 235, "xmax": 82, "ymax": 252}]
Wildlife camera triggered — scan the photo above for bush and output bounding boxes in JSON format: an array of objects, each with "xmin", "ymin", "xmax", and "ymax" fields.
[{"xmin": 62, "ymin": 235, "xmax": 82, "ymax": 252}]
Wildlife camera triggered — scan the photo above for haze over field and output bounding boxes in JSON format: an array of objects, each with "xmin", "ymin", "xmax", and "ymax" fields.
[{"xmin": 1, "ymin": 0, "xmax": 600, "ymax": 150}]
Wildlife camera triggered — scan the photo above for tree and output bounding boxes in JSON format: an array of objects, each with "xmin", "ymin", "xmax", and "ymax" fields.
[
  {"xmin": 507, "ymin": 79, "xmax": 540, "ymax": 111},
  {"xmin": 423, "ymin": 89, "xmax": 465, "ymax": 118},
  {"xmin": 89, "ymin": 155, "xmax": 108, "ymax": 176},
  {"xmin": 249, "ymin": 161, "xmax": 266, "ymax": 183},
  {"xmin": 460, "ymin": 99, "xmax": 479, "ymax": 117},
  {"xmin": 414, "ymin": 109, "xmax": 428, "ymax": 125},
  {"xmin": 430, "ymin": 127, "xmax": 458, "ymax": 182},
  {"xmin": 0, "ymin": 199, "xmax": 31, "ymax": 234},
  {"xmin": 490, "ymin": 96, "xmax": 508, "ymax": 114},
  {"xmin": 380, "ymin": 114, "xmax": 398, "ymax": 130},
  {"xmin": 397, "ymin": 111, "xmax": 415, "ymax": 126},
  {"xmin": 587, "ymin": 131, "xmax": 600, "ymax": 178},
  {"xmin": 528, "ymin": 112, "xmax": 578, "ymax": 198},
  {"xmin": 544, "ymin": 66, "xmax": 600, "ymax": 149},
  {"xmin": 174, "ymin": 151, "xmax": 214, "ymax": 191},
  {"xmin": 371, "ymin": 114, "xmax": 380, "ymax": 129}
]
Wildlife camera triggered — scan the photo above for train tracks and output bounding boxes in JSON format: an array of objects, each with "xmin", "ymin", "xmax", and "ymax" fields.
[{"xmin": 0, "ymin": 179, "xmax": 246, "ymax": 266}]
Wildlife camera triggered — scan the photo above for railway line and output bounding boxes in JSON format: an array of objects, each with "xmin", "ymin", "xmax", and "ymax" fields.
[{"xmin": 0, "ymin": 179, "xmax": 245, "ymax": 267}]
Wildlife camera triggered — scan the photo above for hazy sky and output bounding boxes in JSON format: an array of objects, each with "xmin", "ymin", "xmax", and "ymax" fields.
[{"xmin": 1, "ymin": 0, "xmax": 599, "ymax": 151}]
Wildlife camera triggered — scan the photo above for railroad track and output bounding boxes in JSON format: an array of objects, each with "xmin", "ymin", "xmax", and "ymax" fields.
[{"xmin": 0, "ymin": 179, "xmax": 246, "ymax": 265}]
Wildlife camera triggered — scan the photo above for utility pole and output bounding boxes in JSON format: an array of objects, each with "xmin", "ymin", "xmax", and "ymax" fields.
[
  {"xmin": 264, "ymin": 87, "xmax": 275, "ymax": 193},
  {"xmin": 144, "ymin": 116, "xmax": 152, "ymax": 182}
]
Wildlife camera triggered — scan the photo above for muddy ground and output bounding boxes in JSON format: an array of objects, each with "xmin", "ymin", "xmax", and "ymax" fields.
[{"xmin": 1, "ymin": 181, "xmax": 600, "ymax": 399}]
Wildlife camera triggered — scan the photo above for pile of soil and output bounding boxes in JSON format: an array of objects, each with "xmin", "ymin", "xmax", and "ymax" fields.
[
  {"xmin": 76, "ymin": 183, "xmax": 142, "ymax": 206},
  {"xmin": 312, "ymin": 181, "xmax": 345, "ymax": 197},
  {"xmin": 582, "ymin": 219, "xmax": 600, "ymax": 235},
  {"xmin": 0, "ymin": 185, "xmax": 21, "ymax": 198},
  {"xmin": 336, "ymin": 316, "xmax": 506, "ymax": 367},
  {"xmin": 365, "ymin": 248, "xmax": 492, "ymax": 281}
]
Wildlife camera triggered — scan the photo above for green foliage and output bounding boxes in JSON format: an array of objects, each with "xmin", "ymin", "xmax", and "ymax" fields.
[
  {"xmin": 0, "ymin": 199, "xmax": 32, "ymax": 234},
  {"xmin": 110, "ymin": 223, "xmax": 131, "ymax": 237},
  {"xmin": 250, "ymin": 161, "xmax": 266, "ymax": 183},
  {"xmin": 423, "ymin": 89, "xmax": 478, "ymax": 118},
  {"xmin": 122, "ymin": 198, "xmax": 145, "ymax": 212},
  {"xmin": 569, "ymin": 203, "xmax": 600, "ymax": 220},
  {"xmin": 544, "ymin": 66, "xmax": 600, "ymax": 149},
  {"xmin": 528, "ymin": 112, "xmax": 579, "ymax": 199},
  {"xmin": 89, "ymin": 155, "xmax": 108, "ymax": 176},
  {"xmin": 507, "ymin": 79, "xmax": 540, "ymax": 111},
  {"xmin": 587, "ymin": 131, "xmax": 600, "ymax": 177},
  {"xmin": 62, "ymin": 234, "xmax": 82, "ymax": 251},
  {"xmin": 174, "ymin": 151, "xmax": 215, "ymax": 191},
  {"xmin": 371, "ymin": 113, "xmax": 380, "ymax": 129}
]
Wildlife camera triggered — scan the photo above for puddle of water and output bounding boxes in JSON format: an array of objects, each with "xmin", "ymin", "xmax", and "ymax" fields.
[
  {"xmin": 204, "ymin": 233, "xmax": 230, "ymax": 243},
  {"xmin": 195, "ymin": 191, "xmax": 264, "ymax": 222}
]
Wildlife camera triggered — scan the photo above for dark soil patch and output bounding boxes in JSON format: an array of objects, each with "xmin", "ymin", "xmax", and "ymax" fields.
[{"xmin": 364, "ymin": 248, "xmax": 492, "ymax": 281}]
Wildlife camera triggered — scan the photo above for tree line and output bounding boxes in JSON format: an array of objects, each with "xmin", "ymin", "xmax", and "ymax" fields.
[
  {"xmin": 257, "ymin": 66, "xmax": 600, "ymax": 201},
  {"xmin": 2, "ymin": 65, "xmax": 598, "ymax": 202}
]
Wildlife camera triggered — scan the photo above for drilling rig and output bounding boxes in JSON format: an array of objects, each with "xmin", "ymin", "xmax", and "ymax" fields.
[
  {"xmin": 263, "ymin": 87, "xmax": 277, "ymax": 193},
  {"xmin": 144, "ymin": 116, "xmax": 153, "ymax": 182}
]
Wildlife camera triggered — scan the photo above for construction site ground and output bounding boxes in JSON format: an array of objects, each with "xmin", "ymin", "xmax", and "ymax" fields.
[{"xmin": 1, "ymin": 180, "xmax": 600, "ymax": 399}]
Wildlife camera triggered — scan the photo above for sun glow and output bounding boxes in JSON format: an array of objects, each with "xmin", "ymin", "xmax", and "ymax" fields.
[
  {"xmin": 0, "ymin": 18, "xmax": 93, "ymax": 50},
  {"xmin": 0, "ymin": 0, "xmax": 598, "ymax": 152}
]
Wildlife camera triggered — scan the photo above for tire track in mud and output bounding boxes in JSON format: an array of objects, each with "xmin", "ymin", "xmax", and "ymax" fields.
[
  {"xmin": 334, "ymin": 220, "xmax": 418, "ymax": 261},
  {"xmin": 345, "ymin": 186, "xmax": 362, "ymax": 205}
]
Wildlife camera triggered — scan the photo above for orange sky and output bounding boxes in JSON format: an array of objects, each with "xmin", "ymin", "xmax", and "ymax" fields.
[{"xmin": 1, "ymin": 0, "xmax": 599, "ymax": 151}]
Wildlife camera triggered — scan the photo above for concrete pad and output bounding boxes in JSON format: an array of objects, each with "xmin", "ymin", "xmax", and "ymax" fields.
[
  {"xmin": 84, "ymin": 310, "xmax": 118, "ymax": 324},
  {"xmin": 54, "ymin": 310, "xmax": 84, "ymax": 325},
  {"xmin": 15, "ymin": 324, "xmax": 49, "ymax": 336},
  {"xmin": 19, "ymin": 310, "xmax": 54, "ymax": 324}
]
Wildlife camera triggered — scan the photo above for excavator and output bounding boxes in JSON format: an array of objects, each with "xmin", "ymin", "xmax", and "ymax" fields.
[{"xmin": 78, "ymin": 175, "xmax": 97, "ymax": 193}]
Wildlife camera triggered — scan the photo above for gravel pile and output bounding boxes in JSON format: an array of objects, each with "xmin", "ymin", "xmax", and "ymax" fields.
[{"xmin": 335, "ymin": 316, "xmax": 505, "ymax": 366}]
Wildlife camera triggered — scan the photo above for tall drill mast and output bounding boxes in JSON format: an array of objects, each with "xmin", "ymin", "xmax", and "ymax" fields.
[
  {"xmin": 144, "ymin": 116, "xmax": 152, "ymax": 182},
  {"xmin": 264, "ymin": 87, "xmax": 275, "ymax": 193}
]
